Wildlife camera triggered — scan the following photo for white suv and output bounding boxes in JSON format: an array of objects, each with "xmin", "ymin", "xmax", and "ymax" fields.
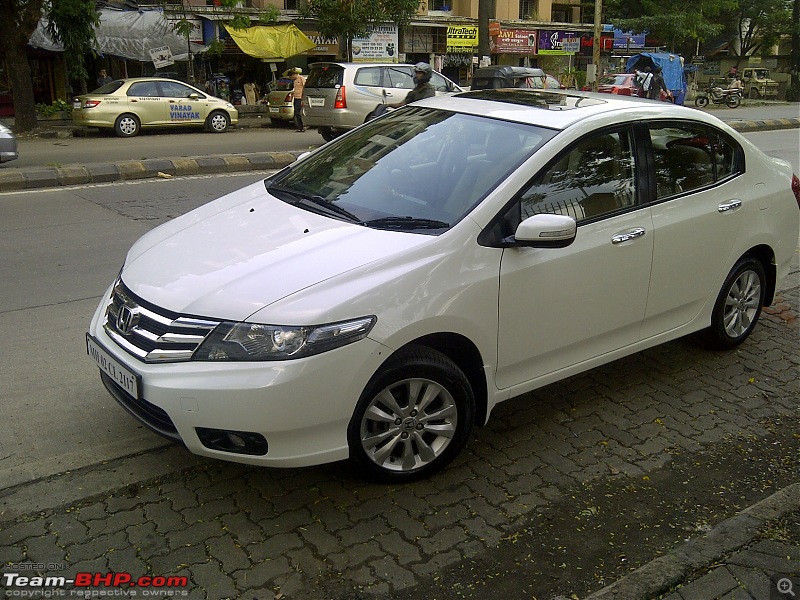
[{"xmin": 302, "ymin": 62, "xmax": 463, "ymax": 141}]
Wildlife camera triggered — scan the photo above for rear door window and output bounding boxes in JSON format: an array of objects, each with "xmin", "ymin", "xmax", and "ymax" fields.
[
  {"xmin": 354, "ymin": 67, "xmax": 383, "ymax": 87},
  {"xmin": 384, "ymin": 66, "xmax": 415, "ymax": 89}
]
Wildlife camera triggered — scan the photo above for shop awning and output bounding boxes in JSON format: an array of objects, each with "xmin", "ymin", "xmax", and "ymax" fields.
[
  {"xmin": 223, "ymin": 23, "xmax": 315, "ymax": 59},
  {"xmin": 29, "ymin": 9, "xmax": 207, "ymax": 61}
]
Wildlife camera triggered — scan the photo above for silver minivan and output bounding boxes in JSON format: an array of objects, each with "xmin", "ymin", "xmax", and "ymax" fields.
[{"xmin": 302, "ymin": 62, "xmax": 463, "ymax": 141}]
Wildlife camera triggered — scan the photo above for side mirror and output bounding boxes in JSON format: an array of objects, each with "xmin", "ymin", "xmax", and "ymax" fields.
[
  {"xmin": 511, "ymin": 214, "xmax": 576, "ymax": 248},
  {"xmin": 188, "ymin": 93, "xmax": 201, "ymax": 100}
]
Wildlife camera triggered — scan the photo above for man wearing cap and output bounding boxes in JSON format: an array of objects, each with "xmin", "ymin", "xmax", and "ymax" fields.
[{"xmin": 289, "ymin": 67, "xmax": 306, "ymax": 132}]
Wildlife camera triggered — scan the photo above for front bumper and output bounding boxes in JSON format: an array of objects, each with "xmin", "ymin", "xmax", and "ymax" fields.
[{"xmin": 87, "ymin": 295, "xmax": 388, "ymax": 468}]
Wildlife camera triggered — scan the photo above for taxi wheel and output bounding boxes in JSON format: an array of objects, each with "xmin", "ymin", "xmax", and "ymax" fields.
[
  {"xmin": 206, "ymin": 111, "xmax": 230, "ymax": 133},
  {"xmin": 114, "ymin": 114, "xmax": 140, "ymax": 138}
]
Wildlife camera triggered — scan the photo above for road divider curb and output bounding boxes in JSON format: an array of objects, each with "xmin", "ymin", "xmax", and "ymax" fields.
[{"xmin": 0, "ymin": 150, "xmax": 304, "ymax": 192}]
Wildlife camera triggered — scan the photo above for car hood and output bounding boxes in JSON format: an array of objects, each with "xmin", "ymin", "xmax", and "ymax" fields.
[{"xmin": 120, "ymin": 181, "xmax": 430, "ymax": 322}]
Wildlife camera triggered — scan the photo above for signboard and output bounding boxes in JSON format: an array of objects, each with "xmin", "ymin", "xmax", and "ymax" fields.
[
  {"xmin": 167, "ymin": 17, "xmax": 203, "ymax": 43},
  {"xmin": 538, "ymin": 30, "xmax": 578, "ymax": 55},
  {"xmin": 491, "ymin": 29, "xmax": 537, "ymax": 54},
  {"xmin": 352, "ymin": 24, "xmax": 398, "ymax": 62},
  {"xmin": 302, "ymin": 32, "xmax": 339, "ymax": 56},
  {"xmin": 149, "ymin": 46, "xmax": 174, "ymax": 69},
  {"xmin": 561, "ymin": 37, "xmax": 580, "ymax": 54},
  {"xmin": 447, "ymin": 25, "xmax": 478, "ymax": 53},
  {"xmin": 612, "ymin": 29, "xmax": 645, "ymax": 50}
]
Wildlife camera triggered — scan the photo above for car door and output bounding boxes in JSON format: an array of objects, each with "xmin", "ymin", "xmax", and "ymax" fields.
[
  {"xmin": 158, "ymin": 80, "xmax": 207, "ymax": 126},
  {"xmin": 381, "ymin": 66, "xmax": 415, "ymax": 104},
  {"xmin": 640, "ymin": 122, "xmax": 746, "ymax": 338},
  {"xmin": 126, "ymin": 81, "xmax": 167, "ymax": 125},
  {"xmin": 495, "ymin": 127, "xmax": 654, "ymax": 389}
]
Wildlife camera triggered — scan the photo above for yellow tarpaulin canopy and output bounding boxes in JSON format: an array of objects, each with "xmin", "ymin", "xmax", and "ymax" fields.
[{"xmin": 223, "ymin": 23, "xmax": 315, "ymax": 59}]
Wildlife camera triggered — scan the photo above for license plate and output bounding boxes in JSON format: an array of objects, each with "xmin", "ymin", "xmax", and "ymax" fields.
[
  {"xmin": 86, "ymin": 334, "xmax": 140, "ymax": 399},
  {"xmin": 308, "ymin": 97, "xmax": 325, "ymax": 108},
  {"xmin": 269, "ymin": 107, "xmax": 279, "ymax": 113},
  {"xmin": 73, "ymin": 100, "xmax": 82, "ymax": 109}
]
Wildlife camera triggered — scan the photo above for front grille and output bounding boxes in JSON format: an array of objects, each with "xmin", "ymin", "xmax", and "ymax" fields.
[{"xmin": 103, "ymin": 280, "xmax": 220, "ymax": 363}]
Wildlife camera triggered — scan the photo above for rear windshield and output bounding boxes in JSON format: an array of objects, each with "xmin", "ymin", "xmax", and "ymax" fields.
[
  {"xmin": 599, "ymin": 75, "xmax": 630, "ymax": 86},
  {"xmin": 306, "ymin": 66, "xmax": 344, "ymax": 88},
  {"xmin": 91, "ymin": 80, "xmax": 125, "ymax": 94}
]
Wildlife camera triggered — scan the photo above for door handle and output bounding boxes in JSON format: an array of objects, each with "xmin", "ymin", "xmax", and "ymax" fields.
[
  {"xmin": 611, "ymin": 228, "xmax": 646, "ymax": 244},
  {"xmin": 718, "ymin": 199, "xmax": 742, "ymax": 213}
]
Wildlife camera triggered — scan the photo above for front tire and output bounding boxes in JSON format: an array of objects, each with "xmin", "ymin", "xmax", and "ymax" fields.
[
  {"xmin": 206, "ymin": 111, "xmax": 230, "ymax": 133},
  {"xmin": 114, "ymin": 114, "xmax": 140, "ymax": 138},
  {"xmin": 701, "ymin": 257, "xmax": 766, "ymax": 349},
  {"xmin": 319, "ymin": 127, "xmax": 338, "ymax": 142},
  {"xmin": 348, "ymin": 347, "xmax": 475, "ymax": 483}
]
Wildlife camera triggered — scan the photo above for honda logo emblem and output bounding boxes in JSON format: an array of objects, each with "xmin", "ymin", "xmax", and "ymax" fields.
[{"xmin": 116, "ymin": 305, "xmax": 140, "ymax": 335}]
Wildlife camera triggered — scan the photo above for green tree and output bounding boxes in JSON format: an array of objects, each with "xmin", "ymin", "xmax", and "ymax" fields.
[
  {"xmin": 301, "ymin": 0, "xmax": 422, "ymax": 60},
  {"xmin": 0, "ymin": 0, "xmax": 98, "ymax": 132},
  {"xmin": 604, "ymin": 0, "xmax": 736, "ymax": 56},
  {"xmin": 720, "ymin": 0, "xmax": 792, "ymax": 71}
]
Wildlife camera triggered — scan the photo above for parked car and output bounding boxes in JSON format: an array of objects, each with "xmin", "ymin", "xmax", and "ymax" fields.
[
  {"xmin": 302, "ymin": 62, "xmax": 463, "ymax": 141},
  {"xmin": 72, "ymin": 77, "xmax": 238, "ymax": 138},
  {"xmin": 266, "ymin": 77, "xmax": 295, "ymax": 125},
  {"xmin": 87, "ymin": 89, "xmax": 800, "ymax": 483},
  {"xmin": 0, "ymin": 121, "xmax": 18, "ymax": 163},
  {"xmin": 471, "ymin": 66, "xmax": 563, "ymax": 90},
  {"xmin": 740, "ymin": 68, "xmax": 779, "ymax": 99}
]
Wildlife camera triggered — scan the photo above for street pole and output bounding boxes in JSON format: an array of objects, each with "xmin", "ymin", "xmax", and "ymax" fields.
[{"xmin": 592, "ymin": 0, "xmax": 602, "ymax": 91}]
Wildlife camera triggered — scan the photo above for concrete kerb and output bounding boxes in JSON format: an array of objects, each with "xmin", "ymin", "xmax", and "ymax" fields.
[
  {"xmin": 0, "ymin": 150, "xmax": 303, "ymax": 192},
  {"xmin": 585, "ymin": 483, "xmax": 800, "ymax": 600}
]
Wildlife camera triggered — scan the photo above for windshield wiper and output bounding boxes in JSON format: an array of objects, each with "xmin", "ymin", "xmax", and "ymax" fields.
[
  {"xmin": 267, "ymin": 185, "xmax": 363, "ymax": 223},
  {"xmin": 364, "ymin": 216, "xmax": 450, "ymax": 230}
]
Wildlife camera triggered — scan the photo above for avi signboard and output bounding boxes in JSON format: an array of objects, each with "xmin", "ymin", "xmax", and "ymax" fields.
[{"xmin": 493, "ymin": 29, "xmax": 537, "ymax": 54}]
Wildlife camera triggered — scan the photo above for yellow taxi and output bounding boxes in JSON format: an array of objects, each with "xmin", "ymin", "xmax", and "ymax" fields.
[{"xmin": 72, "ymin": 77, "xmax": 238, "ymax": 138}]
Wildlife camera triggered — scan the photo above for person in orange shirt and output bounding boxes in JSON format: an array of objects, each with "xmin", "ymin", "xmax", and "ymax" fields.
[{"xmin": 289, "ymin": 67, "xmax": 306, "ymax": 132}]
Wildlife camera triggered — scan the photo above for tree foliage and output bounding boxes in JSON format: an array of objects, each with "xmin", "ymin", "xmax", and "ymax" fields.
[
  {"xmin": 301, "ymin": 0, "xmax": 422, "ymax": 60},
  {"xmin": 719, "ymin": 0, "xmax": 792, "ymax": 66},
  {"xmin": 0, "ymin": 0, "xmax": 98, "ymax": 132},
  {"xmin": 604, "ymin": 0, "xmax": 737, "ymax": 55}
]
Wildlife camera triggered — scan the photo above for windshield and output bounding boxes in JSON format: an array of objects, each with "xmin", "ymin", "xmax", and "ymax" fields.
[
  {"xmin": 267, "ymin": 106, "xmax": 554, "ymax": 233},
  {"xmin": 599, "ymin": 75, "xmax": 630, "ymax": 86}
]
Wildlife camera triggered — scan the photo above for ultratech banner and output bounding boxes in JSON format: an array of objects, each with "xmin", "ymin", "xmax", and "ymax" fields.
[
  {"xmin": 447, "ymin": 25, "xmax": 478, "ymax": 52},
  {"xmin": 492, "ymin": 29, "xmax": 537, "ymax": 54}
]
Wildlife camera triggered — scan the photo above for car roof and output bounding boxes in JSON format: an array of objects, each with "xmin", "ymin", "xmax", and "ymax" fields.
[{"xmin": 414, "ymin": 88, "xmax": 725, "ymax": 132}]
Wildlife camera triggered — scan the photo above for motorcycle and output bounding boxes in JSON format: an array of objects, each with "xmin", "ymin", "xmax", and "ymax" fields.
[{"xmin": 694, "ymin": 83, "xmax": 742, "ymax": 108}]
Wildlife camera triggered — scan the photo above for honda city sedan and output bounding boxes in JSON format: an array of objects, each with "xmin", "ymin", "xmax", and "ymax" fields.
[
  {"xmin": 72, "ymin": 77, "xmax": 238, "ymax": 137},
  {"xmin": 87, "ymin": 89, "xmax": 800, "ymax": 482}
]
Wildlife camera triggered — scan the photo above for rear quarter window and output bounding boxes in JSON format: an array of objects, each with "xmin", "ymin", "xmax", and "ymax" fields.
[{"xmin": 306, "ymin": 67, "xmax": 344, "ymax": 88}]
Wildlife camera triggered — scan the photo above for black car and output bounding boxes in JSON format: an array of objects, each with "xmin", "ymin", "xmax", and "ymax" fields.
[{"xmin": 471, "ymin": 66, "xmax": 547, "ymax": 90}]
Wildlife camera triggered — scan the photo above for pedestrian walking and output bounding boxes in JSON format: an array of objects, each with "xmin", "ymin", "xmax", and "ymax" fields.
[
  {"xmin": 289, "ymin": 67, "xmax": 306, "ymax": 132},
  {"xmin": 648, "ymin": 66, "xmax": 671, "ymax": 101}
]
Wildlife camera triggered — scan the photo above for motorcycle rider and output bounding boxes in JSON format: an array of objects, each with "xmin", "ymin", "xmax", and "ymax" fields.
[
  {"xmin": 728, "ymin": 76, "xmax": 743, "ymax": 92},
  {"xmin": 386, "ymin": 63, "xmax": 436, "ymax": 108}
]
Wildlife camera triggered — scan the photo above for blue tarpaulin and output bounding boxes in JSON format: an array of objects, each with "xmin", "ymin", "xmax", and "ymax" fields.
[{"xmin": 626, "ymin": 52, "xmax": 688, "ymax": 105}]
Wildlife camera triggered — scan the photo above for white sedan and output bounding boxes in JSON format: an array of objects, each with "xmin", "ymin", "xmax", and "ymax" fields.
[{"xmin": 87, "ymin": 90, "xmax": 800, "ymax": 482}]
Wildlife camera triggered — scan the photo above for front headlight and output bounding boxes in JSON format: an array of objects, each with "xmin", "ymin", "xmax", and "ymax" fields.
[{"xmin": 194, "ymin": 316, "xmax": 376, "ymax": 361}]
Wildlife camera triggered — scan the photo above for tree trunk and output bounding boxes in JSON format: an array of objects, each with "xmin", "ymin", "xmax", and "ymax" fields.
[{"xmin": 0, "ymin": 0, "xmax": 46, "ymax": 132}]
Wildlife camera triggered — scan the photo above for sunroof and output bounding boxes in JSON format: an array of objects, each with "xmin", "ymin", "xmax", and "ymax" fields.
[{"xmin": 456, "ymin": 89, "xmax": 607, "ymax": 110}]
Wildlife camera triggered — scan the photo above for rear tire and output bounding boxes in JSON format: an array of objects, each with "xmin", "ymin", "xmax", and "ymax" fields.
[
  {"xmin": 701, "ymin": 257, "xmax": 766, "ymax": 350},
  {"xmin": 114, "ymin": 114, "xmax": 140, "ymax": 138},
  {"xmin": 347, "ymin": 346, "xmax": 475, "ymax": 483},
  {"xmin": 726, "ymin": 94, "xmax": 741, "ymax": 108},
  {"xmin": 319, "ymin": 127, "xmax": 338, "ymax": 142},
  {"xmin": 695, "ymin": 96, "xmax": 709, "ymax": 108}
]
